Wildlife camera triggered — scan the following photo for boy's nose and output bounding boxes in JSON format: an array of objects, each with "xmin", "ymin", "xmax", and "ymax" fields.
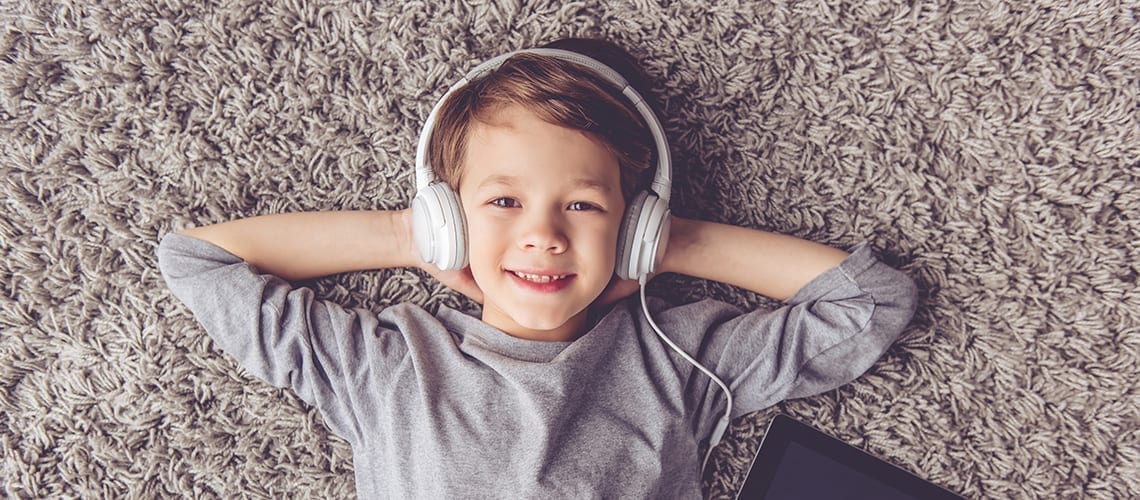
[{"xmin": 517, "ymin": 214, "xmax": 568, "ymax": 253}]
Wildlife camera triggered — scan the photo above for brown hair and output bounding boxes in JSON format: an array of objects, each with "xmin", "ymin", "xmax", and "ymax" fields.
[{"xmin": 427, "ymin": 39, "xmax": 656, "ymax": 201}]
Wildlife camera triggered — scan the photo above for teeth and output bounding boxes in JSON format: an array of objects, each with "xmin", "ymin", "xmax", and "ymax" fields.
[{"xmin": 513, "ymin": 271, "xmax": 566, "ymax": 283}]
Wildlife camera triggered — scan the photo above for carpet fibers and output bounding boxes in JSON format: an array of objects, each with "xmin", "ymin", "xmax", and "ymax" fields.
[{"xmin": 2, "ymin": 0, "xmax": 1138, "ymax": 498}]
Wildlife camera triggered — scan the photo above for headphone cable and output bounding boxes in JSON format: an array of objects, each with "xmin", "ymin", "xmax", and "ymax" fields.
[{"xmin": 638, "ymin": 278, "xmax": 734, "ymax": 475}]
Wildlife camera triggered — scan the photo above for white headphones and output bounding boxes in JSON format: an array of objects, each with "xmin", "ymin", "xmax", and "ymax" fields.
[{"xmin": 411, "ymin": 48, "xmax": 673, "ymax": 282}]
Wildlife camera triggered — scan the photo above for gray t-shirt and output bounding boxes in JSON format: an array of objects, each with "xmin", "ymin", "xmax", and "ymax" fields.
[{"xmin": 157, "ymin": 233, "xmax": 917, "ymax": 499}]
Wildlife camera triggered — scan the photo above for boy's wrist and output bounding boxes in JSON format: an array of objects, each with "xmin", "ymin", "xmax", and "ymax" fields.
[
  {"xmin": 392, "ymin": 208, "xmax": 422, "ymax": 270},
  {"xmin": 659, "ymin": 215, "xmax": 700, "ymax": 276}
]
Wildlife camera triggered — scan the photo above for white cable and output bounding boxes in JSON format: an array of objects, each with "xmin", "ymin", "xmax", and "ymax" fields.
[{"xmin": 638, "ymin": 280, "xmax": 734, "ymax": 474}]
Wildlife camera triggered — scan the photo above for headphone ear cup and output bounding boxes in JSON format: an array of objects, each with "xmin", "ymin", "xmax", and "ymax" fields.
[
  {"xmin": 616, "ymin": 191, "xmax": 648, "ymax": 280},
  {"xmin": 412, "ymin": 183, "xmax": 468, "ymax": 270},
  {"xmin": 616, "ymin": 191, "xmax": 671, "ymax": 281},
  {"xmin": 639, "ymin": 195, "xmax": 670, "ymax": 277}
]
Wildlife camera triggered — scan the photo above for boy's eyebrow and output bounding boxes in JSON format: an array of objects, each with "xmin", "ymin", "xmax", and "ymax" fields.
[{"xmin": 476, "ymin": 175, "xmax": 613, "ymax": 194}]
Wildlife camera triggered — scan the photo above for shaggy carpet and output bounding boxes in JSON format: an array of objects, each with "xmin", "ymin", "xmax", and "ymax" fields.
[{"xmin": 2, "ymin": 0, "xmax": 1137, "ymax": 498}]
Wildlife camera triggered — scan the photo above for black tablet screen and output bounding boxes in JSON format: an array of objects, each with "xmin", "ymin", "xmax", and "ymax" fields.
[
  {"xmin": 762, "ymin": 441, "xmax": 917, "ymax": 499},
  {"xmin": 737, "ymin": 415, "xmax": 960, "ymax": 500}
]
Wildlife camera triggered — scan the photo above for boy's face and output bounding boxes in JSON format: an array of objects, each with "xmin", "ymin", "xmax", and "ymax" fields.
[{"xmin": 458, "ymin": 104, "xmax": 625, "ymax": 342}]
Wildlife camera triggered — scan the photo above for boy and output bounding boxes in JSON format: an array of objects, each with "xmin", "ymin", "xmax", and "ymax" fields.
[{"xmin": 157, "ymin": 39, "xmax": 918, "ymax": 498}]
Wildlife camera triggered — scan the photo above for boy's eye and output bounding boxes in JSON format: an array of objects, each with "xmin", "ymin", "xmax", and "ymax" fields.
[
  {"xmin": 568, "ymin": 201, "xmax": 600, "ymax": 212},
  {"xmin": 490, "ymin": 197, "xmax": 520, "ymax": 208}
]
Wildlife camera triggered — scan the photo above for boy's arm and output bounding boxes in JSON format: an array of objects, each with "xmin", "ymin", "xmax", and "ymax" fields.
[
  {"xmin": 180, "ymin": 207, "xmax": 483, "ymax": 300},
  {"xmin": 661, "ymin": 216, "xmax": 850, "ymax": 302},
  {"xmin": 178, "ymin": 210, "xmax": 416, "ymax": 281},
  {"xmin": 179, "ymin": 209, "xmax": 483, "ymax": 302}
]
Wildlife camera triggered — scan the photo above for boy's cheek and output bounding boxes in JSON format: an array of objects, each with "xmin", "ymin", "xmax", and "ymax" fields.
[
  {"xmin": 464, "ymin": 208, "xmax": 504, "ymax": 234},
  {"xmin": 462, "ymin": 213, "xmax": 494, "ymax": 246},
  {"xmin": 467, "ymin": 246, "xmax": 495, "ymax": 276}
]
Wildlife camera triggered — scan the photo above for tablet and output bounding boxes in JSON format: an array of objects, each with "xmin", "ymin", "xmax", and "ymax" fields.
[{"xmin": 736, "ymin": 414, "xmax": 962, "ymax": 500}]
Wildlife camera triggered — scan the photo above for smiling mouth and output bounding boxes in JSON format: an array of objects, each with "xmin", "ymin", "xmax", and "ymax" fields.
[{"xmin": 510, "ymin": 271, "xmax": 572, "ymax": 283}]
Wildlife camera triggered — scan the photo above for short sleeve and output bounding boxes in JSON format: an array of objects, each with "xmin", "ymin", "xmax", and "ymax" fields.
[
  {"xmin": 649, "ymin": 242, "xmax": 918, "ymax": 438},
  {"xmin": 156, "ymin": 233, "xmax": 404, "ymax": 444}
]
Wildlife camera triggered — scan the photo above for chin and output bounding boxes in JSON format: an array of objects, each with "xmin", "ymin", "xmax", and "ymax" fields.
[{"xmin": 512, "ymin": 310, "xmax": 579, "ymax": 332}]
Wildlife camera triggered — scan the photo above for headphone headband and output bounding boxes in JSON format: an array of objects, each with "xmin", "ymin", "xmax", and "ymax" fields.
[{"xmin": 414, "ymin": 48, "xmax": 672, "ymax": 201}]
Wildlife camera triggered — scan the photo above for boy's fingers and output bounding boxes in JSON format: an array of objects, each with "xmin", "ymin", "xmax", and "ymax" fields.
[
  {"xmin": 457, "ymin": 270, "xmax": 484, "ymax": 304},
  {"xmin": 438, "ymin": 268, "xmax": 483, "ymax": 304},
  {"xmin": 596, "ymin": 277, "xmax": 640, "ymax": 306},
  {"xmin": 422, "ymin": 265, "xmax": 473, "ymax": 302}
]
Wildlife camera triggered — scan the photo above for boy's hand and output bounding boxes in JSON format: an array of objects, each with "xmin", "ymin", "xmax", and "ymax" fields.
[
  {"xmin": 396, "ymin": 209, "xmax": 485, "ymax": 303},
  {"xmin": 423, "ymin": 265, "xmax": 484, "ymax": 304},
  {"xmin": 595, "ymin": 274, "xmax": 651, "ymax": 306}
]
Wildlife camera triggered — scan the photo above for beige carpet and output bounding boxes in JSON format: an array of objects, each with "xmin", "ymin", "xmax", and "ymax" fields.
[{"xmin": 2, "ymin": 0, "xmax": 1138, "ymax": 498}]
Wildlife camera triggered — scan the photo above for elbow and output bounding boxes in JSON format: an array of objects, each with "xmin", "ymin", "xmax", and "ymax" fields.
[
  {"xmin": 156, "ymin": 234, "xmax": 181, "ymax": 282},
  {"xmin": 869, "ymin": 270, "xmax": 920, "ymax": 345}
]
